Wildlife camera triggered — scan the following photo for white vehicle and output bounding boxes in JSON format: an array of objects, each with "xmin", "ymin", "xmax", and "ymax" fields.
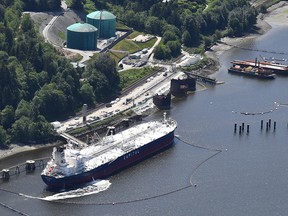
[{"xmin": 51, "ymin": 121, "xmax": 61, "ymax": 129}]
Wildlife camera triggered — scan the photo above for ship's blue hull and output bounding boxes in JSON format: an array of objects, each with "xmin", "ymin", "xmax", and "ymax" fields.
[{"xmin": 41, "ymin": 130, "xmax": 175, "ymax": 190}]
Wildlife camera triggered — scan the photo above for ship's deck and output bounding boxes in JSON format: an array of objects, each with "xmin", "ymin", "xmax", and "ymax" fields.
[{"xmin": 82, "ymin": 119, "xmax": 177, "ymax": 157}]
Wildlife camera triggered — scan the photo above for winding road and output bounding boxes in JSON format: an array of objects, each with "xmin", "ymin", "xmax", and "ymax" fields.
[{"xmin": 42, "ymin": 1, "xmax": 67, "ymax": 45}]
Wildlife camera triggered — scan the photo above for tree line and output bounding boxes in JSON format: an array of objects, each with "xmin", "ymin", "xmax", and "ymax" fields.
[
  {"xmin": 91, "ymin": 0, "xmax": 257, "ymax": 59},
  {"xmin": 23, "ymin": 0, "xmax": 61, "ymax": 11},
  {"xmin": 0, "ymin": 0, "xmax": 120, "ymax": 147}
]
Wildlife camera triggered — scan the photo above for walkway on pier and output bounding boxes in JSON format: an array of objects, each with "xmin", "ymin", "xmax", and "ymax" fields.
[
  {"xmin": 59, "ymin": 132, "xmax": 87, "ymax": 147},
  {"xmin": 184, "ymin": 71, "xmax": 221, "ymax": 85}
]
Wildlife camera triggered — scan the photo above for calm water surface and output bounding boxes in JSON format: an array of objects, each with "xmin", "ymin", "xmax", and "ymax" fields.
[{"xmin": 1, "ymin": 25, "xmax": 288, "ymax": 216}]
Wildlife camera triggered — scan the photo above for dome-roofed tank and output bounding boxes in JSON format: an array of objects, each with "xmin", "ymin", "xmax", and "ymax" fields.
[
  {"xmin": 66, "ymin": 22, "xmax": 98, "ymax": 50},
  {"xmin": 86, "ymin": 10, "xmax": 116, "ymax": 39}
]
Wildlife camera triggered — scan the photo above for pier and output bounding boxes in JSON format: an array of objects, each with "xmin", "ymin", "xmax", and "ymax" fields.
[
  {"xmin": 60, "ymin": 132, "xmax": 88, "ymax": 147},
  {"xmin": 184, "ymin": 71, "xmax": 222, "ymax": 85},
  {"xmin": 0, "ymin": 157, "xmax": 49, "ymax": 181}
]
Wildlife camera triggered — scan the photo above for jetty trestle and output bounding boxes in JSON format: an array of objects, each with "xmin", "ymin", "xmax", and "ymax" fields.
[
  {"xmin": 59, "ymin": 132, "xmax": 88, "ymax": 147},
  {"xmin": 184, "ymin": 71, "xmax": 220, "ymax": 84},
  {"xmin": 0, "ymin": 157, "xmax": 50, "ymax": 182}
]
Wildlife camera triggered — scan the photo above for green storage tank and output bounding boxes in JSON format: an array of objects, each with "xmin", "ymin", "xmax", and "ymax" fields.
[
  {"xmin": 66, "ymin": 23, "xmax": 98, "ymax": 50},
  {"xmin": 86, "ymin": 10, "xmax": 116, "ymax": 39}
]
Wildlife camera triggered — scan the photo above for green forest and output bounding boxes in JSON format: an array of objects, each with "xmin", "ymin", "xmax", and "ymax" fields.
[
  {"xmin": 76, "ymin": 0, "xmax": 258, "ymax": 60},
  {"xmin": 0, "ymin": 0, "xmax": 259, "ymax": 147},
  {"xmin": 0, "ymin": 0, "xmax": 120, "ymax": 146}
]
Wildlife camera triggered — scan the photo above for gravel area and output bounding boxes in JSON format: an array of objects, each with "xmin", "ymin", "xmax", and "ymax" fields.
[{"xmin": 31, "ymin": 9, "xmax": 86, "ymax": 47}]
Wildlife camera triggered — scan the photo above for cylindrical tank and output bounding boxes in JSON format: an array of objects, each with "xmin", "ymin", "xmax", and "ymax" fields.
[
  {"xmin": 153, "ymin": 92, "xmax": 171, "ymax": 110},
  {"xmin": 82, "ymin": 104, "xmax": 88, "ymax": 123},
  {"xmin": 86, "ymin": 10, "xmax": 116, "ymax": 39},
  {"xmin": 2, "ymin": 169, "xmax": 10, "ymax": 180},
  {"xmin": 170, "ymin": 79, "xmax": 188, "ymax": 97},
  {"xmin": 107, "ymin": 126, "xmax": 116, "ymax": 136},
  {"xmin": 186, "ymin": 77, "xmax": 196, "ymax": 91},
  {"xmin": 66, "ymin": 23, "xmax": 98, "ymax": 50}
]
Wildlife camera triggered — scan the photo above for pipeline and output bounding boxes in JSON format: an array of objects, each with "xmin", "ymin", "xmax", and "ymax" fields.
[
  {"xmin": 232, "ymin": 102, "xmax": 280, "ymax": 116},
  {"xmin": 0, "ymin": 187, "xmax": 31, "ymax": 215},
  {"xmin": 220, "ymin": 41, "xmax": 288, "ymax": 56}
]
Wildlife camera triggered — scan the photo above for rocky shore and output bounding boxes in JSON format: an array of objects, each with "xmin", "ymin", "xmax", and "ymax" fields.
[{"xmin": 1, "ymin": 1, "xmax": 288, "ymax": 161}]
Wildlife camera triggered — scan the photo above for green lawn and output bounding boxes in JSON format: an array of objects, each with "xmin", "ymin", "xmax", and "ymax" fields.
[
  {"xmin": 58, "ymin": 31, "xmax": 66, "ymax": 40},
  {"xmin": 136, "ymin": 37, "xmax": 157, "ymax": 50},
  {"xmin": 108, "ymin": 50, "xmax": 127, "ymax": 64},
  {"xmin": 127, "ymin": 31, "xmax": 142, "ymax": 39},
  {"xmin": 112, "ymin": 39, "xmax": 140, "ymax": 53},
  {"xmin": 110, "ymin": 35, "xmax": 158, "ymax": 63},
  {"xmin": 119, "ymin": 67, "xmax": 154, "ymax": 89}
]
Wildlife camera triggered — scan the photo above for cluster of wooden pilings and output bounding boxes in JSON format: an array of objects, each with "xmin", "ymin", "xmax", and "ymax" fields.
[
  {"xmin": 260, "ymin": 119, "xmax": 276, "ymax": 131},
  {"xmin": 234, "ymin": 119, "xmax": 278, "ymax": 135},
  {"xmin": 234, "ymin": 122, "xmax": 250, "ymax": 135}
]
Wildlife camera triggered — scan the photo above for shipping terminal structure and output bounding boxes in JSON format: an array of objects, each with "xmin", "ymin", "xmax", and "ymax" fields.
[{"xmin": 41, "ymin": 113, "xmax": 177, "ymax": 190}]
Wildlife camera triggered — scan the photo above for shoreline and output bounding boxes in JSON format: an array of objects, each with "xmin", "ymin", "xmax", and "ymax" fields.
[
  {"xmin": 205, "ymin": 1, "xmax": 288, "ymax": 64},
  {"xmin": 1, "ymin": 2, "xmax": 287, "ymax": 162}
]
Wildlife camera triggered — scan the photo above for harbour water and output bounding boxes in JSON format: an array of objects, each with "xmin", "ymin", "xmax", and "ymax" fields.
[{"xmin": 1, "ymin": 24, "xmax": 288, "ymax": 216}]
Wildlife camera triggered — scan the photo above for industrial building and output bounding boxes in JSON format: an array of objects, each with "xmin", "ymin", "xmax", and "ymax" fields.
[
  {"xmin": 66, "ymin": 22, "xmax": 98, "ymax": 50},
  {"xmin": 86, "ymin": 10, "xmax": 116, "ymax": 39}
]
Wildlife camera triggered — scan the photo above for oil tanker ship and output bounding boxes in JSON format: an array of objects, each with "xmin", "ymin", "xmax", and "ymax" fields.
[
  {"xmin": 232, "ymin": 59, "xmax": 288, "ymax": 75},
  {"xmin": 41, "ymin": 113, "xmax": 177, "ymax": 190},
  {"xmin": 153, "ymin": 92, "xmax": 171, "ymax": 110}
]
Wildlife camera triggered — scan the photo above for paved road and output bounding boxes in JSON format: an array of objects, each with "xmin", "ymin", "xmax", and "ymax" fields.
[{"xmin": 43, "ymin": 16, "xmax": 58, "ymax": 43}]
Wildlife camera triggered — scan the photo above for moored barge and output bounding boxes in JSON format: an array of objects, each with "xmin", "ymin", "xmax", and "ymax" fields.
[
  {"xmin": 228, "ymin": 65, "xmax": 275, "ymax": 79},
  {"xmin": 232, "ymin": 59, "xmax": 288, "ymax": 75}
]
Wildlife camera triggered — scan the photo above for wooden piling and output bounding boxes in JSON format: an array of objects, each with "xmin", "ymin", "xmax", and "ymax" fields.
[
  {"xmin": 261, "ymin": 120, "xmax": 263, "ymax": 129},
  {"xmin": 269, "ymin": 119, "xmax": 271, "ymax": 128}
]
